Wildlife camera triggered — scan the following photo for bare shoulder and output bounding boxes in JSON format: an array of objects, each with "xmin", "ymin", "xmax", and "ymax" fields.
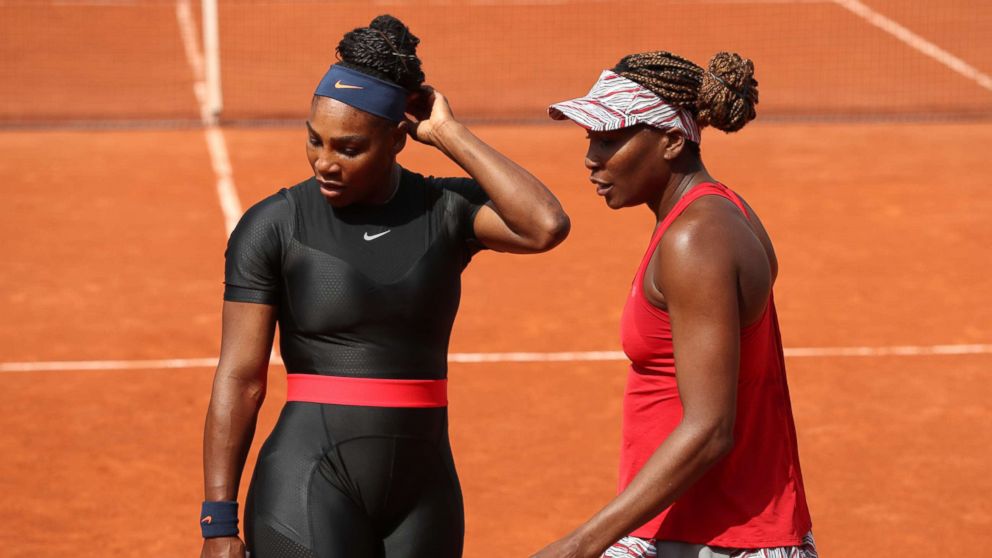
[
  {"xmin": 655, "ymin": 198, "xmax": 747, "ymax": 294},
  {"xmin": 655, "ymin": 192, "xmax": 778, "ymax": 301},
  {"xmin": 722, "ymin": 191, "xmax": 779, "ymax": 281},
  {"xmin": 661, "ymin": 196, "xmax": 755, "ymax": 258}
]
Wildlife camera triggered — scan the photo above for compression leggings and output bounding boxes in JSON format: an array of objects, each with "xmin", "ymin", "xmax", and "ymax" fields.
[{"xmin": 244, "ymin": 402, "xmax": 464, "ymax": 558}]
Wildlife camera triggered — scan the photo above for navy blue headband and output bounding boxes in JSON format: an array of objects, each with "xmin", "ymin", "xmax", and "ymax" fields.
[{"xmin": 314, "ymin": 64, "xmax": 407, "ymax": 122}]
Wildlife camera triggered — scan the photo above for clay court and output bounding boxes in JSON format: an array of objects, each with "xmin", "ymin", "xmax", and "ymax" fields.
[{"xmin": 1, "ymin": 1, "xmax": 990, "ymax": 557}]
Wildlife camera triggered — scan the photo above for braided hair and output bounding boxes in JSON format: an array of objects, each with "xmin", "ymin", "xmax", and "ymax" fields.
[
  {"xmin": 613, "ymin": 51, "xmax": 758, "ymax": 133},
  {"xmin": 336, "ymin": 15, "xmax": 425, "ymax": 92}
]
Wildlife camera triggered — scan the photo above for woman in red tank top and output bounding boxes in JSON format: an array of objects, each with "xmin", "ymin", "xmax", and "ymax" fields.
[{"xmin": 531, "ymin": 52, "xmax": 815, "ymax": 558}]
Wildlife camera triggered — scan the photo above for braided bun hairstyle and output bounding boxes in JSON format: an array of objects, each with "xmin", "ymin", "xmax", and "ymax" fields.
[
  {"xmin": 336, "ymin": 15, "xmax": 425, "ymax": 92},
  {"xmin": 613, "ymin": 51, "xmax": 758, "ymax": 134}
]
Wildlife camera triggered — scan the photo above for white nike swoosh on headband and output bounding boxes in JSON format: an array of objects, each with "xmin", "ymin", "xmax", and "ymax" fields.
[{"xmin": 364, "ymin": 230, "xmax": 391, "ymax": 241}]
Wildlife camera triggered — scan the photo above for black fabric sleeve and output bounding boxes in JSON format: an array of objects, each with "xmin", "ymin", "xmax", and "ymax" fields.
[
  {"xmin": 223, "ymin": 191, "xmax": 291, "ymax": 305},
  {"xmin": 435, "ymin": 177, "xmax": 490, "ymax": 250}
]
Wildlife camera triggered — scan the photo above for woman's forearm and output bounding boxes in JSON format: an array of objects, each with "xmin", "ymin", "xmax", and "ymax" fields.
[
  {"xmin": 570, "ymin": 422, "xmax": 734, "ymax": 555},
  {"xmin": 433, "ymin": 120, "xmax": 569, "ymax": 249},
  {"xmin": 203, "ymin": 372, "xmax": 267, "ymax": 501}
]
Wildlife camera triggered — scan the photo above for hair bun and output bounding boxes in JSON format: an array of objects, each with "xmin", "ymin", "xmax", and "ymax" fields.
[
  {"xmin": 336, "ymin": 14, "xmax": 425, "ymax": 92},
  {"xmin": 696, "ymin": 52, "xmax": 758, "ymax": 133},
  {"xmin": 369, "ymin": 15, "xmax": 418, "ymax": 46}
]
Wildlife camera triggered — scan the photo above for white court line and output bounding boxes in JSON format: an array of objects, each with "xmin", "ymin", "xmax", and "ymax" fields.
[
  {"xmin": 177, "ymin": 2, "xmax": 273, "ymax": 362},
  {"xmin": 833, "ymin": 0, "xmax": 992, "ymax": 93},
  {"xmin": 2, "ymin": 344, "xmax": 991, "ymax": 373},
  {"xmin": 0, "ymin": 358, "xmax": 222, "ymax": 373},
  {"xmin": 176, "ymin": 0, "xmax": 243, "ymax": 236}
]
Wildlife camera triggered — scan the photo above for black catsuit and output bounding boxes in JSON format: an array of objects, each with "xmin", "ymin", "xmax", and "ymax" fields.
[{"xmin": 223, "ymin": 168, "xmax": 489, "ymax": 558}]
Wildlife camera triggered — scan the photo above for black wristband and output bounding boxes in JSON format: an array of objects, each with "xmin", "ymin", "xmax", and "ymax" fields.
[{"xmin": 200, "ymin": 500, "xmax": 239, "ymax": 538}]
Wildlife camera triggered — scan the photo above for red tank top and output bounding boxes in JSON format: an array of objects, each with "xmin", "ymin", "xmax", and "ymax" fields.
[{"xmin": 618, "ymin": 183, "xmax": 811, "ymax": 547}]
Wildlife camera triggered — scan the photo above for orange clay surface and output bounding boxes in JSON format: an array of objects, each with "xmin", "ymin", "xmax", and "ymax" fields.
[{"xmin": 1, "ymin": 122, "xmax": 991, "ymax": 557}]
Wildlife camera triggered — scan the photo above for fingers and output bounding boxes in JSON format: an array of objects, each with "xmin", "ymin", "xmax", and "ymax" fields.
[
  {"xmin": 402, "ymin": 86, "xmax": 456, "ymax": 147},
  {"xmin": 404, "ymin": 117, "xmax": 425, "ymax": 141},
  {"xmin": 431, "ymin": 90, "xmax": 453, "ymax": 120},
  {"xmin": 406, "ymin": 85, "xmax": 436, "ymax": 121}
]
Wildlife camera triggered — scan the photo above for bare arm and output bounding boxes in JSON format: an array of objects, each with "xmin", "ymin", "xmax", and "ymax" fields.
[
  {"xmin": 531, "ymin": 212, "xmax": 742, "ymax": 558},
  {"xmin": 406, "ymin": 90, "xmax": 569, "ymax": 253},
  {"xmin": 201, "ymin": 301, "xmax": 277, "ymax": 557}
]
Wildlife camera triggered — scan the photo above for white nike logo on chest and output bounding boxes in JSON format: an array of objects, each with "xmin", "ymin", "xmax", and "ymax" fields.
[{"xmin": 364, "ymin": 230, "xmax": 391, "ymax": 241}]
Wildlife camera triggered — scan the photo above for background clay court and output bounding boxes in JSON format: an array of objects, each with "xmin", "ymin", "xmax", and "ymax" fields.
[{"xmin": 1, "ymin": 1, "xmax": 990, "ymax": 557}]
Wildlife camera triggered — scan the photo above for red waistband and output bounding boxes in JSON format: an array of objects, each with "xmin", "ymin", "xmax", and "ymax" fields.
[{"xmin": 286, "ymin": 374, "xmax": 447, "ymax": 408}]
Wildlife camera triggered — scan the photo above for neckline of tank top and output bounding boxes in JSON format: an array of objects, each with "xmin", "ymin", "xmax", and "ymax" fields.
[{"xmin": 650, "ymin": 181, "xmax": 726, "ymax": 230}]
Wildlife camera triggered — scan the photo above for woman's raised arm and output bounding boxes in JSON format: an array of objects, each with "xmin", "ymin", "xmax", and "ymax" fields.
[{"xmin": 407, "ymin": 90, "xmax": 570, "ymax": 253}]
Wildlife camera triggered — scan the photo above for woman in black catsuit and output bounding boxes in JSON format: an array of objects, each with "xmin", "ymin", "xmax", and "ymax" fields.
[{"xmin": 198, "ymin": 15, "xmax": 570, "ymax": 558}]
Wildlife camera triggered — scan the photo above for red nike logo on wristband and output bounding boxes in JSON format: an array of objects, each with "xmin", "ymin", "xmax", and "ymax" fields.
[{"xmin": 201, "ymin": 516, "xmax": 213, "ymax": 524}]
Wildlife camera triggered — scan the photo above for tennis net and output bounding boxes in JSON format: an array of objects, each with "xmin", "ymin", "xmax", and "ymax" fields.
[{"xmin": 2, "ymin": 0, "xmax": 990, "ymax": 127}]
